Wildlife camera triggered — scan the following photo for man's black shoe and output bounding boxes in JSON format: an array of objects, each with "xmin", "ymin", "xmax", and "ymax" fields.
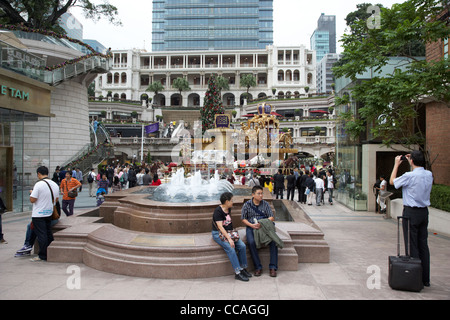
[
  {"xmin": 235, "ymin": 272, "xmax": 249, "ymax": 282},
  {"xmin": 241, "ymin": 269, "xmax": 252, "ymax": 278}
]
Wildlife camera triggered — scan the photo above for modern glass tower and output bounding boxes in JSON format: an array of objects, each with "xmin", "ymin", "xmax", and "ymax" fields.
[
  {"xmin": 310, "ymin": 13, "xmax": 336, "ymax": 63},
  {"xmin": 152, "ymin": 0, "xmax": 273, "ymax": 51}
]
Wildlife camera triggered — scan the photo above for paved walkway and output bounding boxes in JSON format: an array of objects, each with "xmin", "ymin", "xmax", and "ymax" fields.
[{"xmin": 1, "ymin": 187, "xmax": 449, "ymax": 300}]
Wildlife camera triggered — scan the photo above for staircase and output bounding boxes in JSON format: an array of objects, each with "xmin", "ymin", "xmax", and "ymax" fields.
[{"xmin": 61, "ymin": 122, "xmax": 114, "ymax": 177}]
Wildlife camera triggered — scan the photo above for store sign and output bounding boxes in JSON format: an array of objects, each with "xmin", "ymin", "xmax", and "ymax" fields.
[
  {"xmin": 1, "ymin": 85, "xmax": 30, "ymax": 101},
  {"xmin": 215, "ymin": 114, "xmax": 230, "ymax": 128},
  {"xmin": 0, "ymin": 71, "xmax": 52, "ymax": 117}
]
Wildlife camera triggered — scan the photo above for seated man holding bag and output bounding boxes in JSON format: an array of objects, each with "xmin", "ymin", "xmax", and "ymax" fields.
[
  {"xmin": 212, "ymin": 192, "xmax": 252, "ymax": 282},
  {"xmin": 241, "ymin": 186, "xmax": 282, "ymax": 277}
]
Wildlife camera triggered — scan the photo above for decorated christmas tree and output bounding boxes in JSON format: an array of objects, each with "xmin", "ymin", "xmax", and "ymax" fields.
[{"xmin": 200, "ymin": 76, "xmax": 225, "ymax": 132}]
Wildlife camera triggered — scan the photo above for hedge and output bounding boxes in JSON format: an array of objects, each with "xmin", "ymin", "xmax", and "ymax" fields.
[{"xmin": 431, "ymin": 184, "xmax": 450, "ymax": 212}]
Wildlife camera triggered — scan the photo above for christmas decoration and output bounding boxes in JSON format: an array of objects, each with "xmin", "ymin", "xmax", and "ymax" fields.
[{"xmin": 200, "ymin": 76, "xmax": 225, "ymax": 132}]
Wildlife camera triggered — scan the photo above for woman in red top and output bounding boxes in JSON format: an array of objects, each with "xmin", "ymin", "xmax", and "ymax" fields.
[{"xmin": 151, "ymin": 174, "xmax": 161, "ymax": 186}]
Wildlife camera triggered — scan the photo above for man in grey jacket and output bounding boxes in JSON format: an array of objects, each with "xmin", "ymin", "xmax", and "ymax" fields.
[{"xmin": 241, "ymin": 186, "xmax": 279, "ymax": 277}]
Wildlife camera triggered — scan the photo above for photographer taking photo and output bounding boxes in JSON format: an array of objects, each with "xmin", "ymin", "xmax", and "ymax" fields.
[{"xmin": 389, "ymin": 150, "xmax": 433, "ymax": 287}]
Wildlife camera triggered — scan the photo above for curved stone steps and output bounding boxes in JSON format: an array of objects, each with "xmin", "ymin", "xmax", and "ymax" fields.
[{"xmin": 49, "ymin": 222, "xmax": 300, "ymax": 279}]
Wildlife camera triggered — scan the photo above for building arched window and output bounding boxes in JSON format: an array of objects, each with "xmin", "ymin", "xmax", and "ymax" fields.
[
  {"xmin": 307, "ymin": 73, "xmax": 313, "ymax": 85},
  {"xmin": 278, "ymin": 70, "xmax": 284, "ymax": 81},
  {"xmin": 286, "ymin": 70, "xmax": 292, "ymax": 81}
]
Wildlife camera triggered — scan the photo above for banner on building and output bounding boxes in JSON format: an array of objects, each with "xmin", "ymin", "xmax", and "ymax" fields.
[{"xmin": 145, "ymin": 122, "xmax": 159, "ymax": 134}]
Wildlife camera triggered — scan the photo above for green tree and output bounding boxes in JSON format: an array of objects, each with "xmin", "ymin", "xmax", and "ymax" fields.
[
  {"xmin": 345, "ymin": 3, "xmax": 385, "ymax": 35},
  {"xmin": 216, "ymin": 75, "xmax": 230, "ymax": 94},
  {"xmin": 146, "ymin": 81, "xmax": 164, "ymax": 96},
  {"xmin": 87, "ymin": 82, "xmax": 95, "ymax": 97},
  {"xmin": 200, "ymin": 76, "xmax": 224, "ymax": 132},
  {"xmin": 0, "ymin": 0, "xmax": 121, "ymax": 34},
  {"xmin": 240, "ymin": 74, "xmax": 256, "ymax": 100},
  {"xmin": 333, "ymin": 0, "xmax": 450, "ymax": 169},
  {"xmin": 172, "ymin": 77, "xmax": 191, "ymax": 96}
]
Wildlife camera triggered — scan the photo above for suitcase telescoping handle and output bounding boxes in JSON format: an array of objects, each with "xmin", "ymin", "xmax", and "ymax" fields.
[{"xmin": 397, "ymin": 216, "xmax": 411, "ymax": 257}]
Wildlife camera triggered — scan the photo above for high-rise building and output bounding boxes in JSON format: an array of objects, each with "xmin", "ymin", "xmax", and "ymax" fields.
[
  {"xmin": 316, "ymin": 53, "xmax": 341, "ymax": 94},
  {"xmin": 152, "ymin": 0, "xmax": 273, "ymax": 52},
  {"xmin": 83, "ymin": 39, "xmax": 107, "ymax": 54},
  {"xmin": 310, "ymin": 13, "xmax": 336, "ymax": 63}
]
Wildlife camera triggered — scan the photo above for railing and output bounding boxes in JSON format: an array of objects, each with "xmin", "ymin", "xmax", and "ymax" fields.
[
  {"xmin": 4, "ymin": 29, "xmax": 113, "ymax": 86},
  {"xmin": 110, "ymin": 137, "xmax": 174, "ymax": 145},
  {"xmin": 293, "ymin": 136, "xmax": 336, "ymax": 145},
  {"xmin": 0, "ymin": 40, "xmax": 46, "ymax": 81},
  {"xmin": 44, "ymin": 55, "xmax": 111, "ymax": 86},
  {"xmin": 0, "ymin": 39, "xmax": 111, "ymax": 86},
  {"xmin": 61, "ymin": 122, "xmax": 114, "ymax": 177}
]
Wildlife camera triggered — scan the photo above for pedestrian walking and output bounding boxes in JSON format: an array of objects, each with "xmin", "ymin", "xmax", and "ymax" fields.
[
  {"xmin": 60, "ymin": 171, "xmax": 81, "ymax": 216},
  {"xmin": 87, "ymin": 168, "xmax": 96, "ymax": 197}
]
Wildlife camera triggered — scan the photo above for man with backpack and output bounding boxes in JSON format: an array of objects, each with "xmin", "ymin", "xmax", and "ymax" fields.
[{"xmin": 87, "ymin": 168, "xmax": 96, "ymax": 197}]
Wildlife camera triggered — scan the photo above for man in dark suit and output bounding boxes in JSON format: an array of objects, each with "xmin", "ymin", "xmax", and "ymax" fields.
[
  {"xmin": 298, "ymin": 170, "xmax": 309, "ymax": 203},
  {"xmin": 286, "ymin": 170, "xmax": 296, "ymax": 201},
  {"xmin": 273, "ymin": 169, "xmax": 285, "ymax": 199}
]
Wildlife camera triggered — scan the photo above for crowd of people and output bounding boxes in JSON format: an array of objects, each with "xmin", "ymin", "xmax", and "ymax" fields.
[
  {"xmin": 227, "ymin": 165, "xmax": 337, "ymax": 207},
  {"xmin": 51, "ymin": 162, "xmax": 167, "ymax": 206},
  {"xmin": 6, "ymin": 151, "xmax": 433, "ymax": 289}
]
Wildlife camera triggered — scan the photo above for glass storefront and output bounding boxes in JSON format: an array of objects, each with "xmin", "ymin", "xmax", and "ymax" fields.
[
  {"xmin": 334, "ymin": 94, "xmax": 367, "ymax": 211},
  {"xmin": 1, "ymin": 38, "xmax": 53, "ymax": 213},
  {"xmin": 0, "ymin": 108, "xmax": 51, "ymax": 213}
]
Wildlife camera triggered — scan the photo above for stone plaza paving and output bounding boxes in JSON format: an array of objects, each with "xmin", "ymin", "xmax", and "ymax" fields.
[{"xmin": 1, "ymin": 188, "xmax": 449, "ymax": 300}]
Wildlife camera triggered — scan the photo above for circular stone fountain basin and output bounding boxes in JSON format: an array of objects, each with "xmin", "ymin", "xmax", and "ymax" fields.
[{"xmin": 100, "ymin": 185, "xmax": 255, "ymax": 234}]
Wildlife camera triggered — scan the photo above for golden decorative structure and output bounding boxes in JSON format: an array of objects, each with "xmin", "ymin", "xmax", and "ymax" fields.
[
  {"xmin": 192, "ymin": 103, "xmax": 297, "ymax": 163},
  {"xmin": 240, "ymin": 103, "xmax": 298, "ymax": 157}
]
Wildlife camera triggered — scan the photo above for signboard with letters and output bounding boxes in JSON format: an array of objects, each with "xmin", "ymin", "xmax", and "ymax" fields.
[{"xmin": 215, "ymin": 114, "xmax": 230, "ymax": 128}]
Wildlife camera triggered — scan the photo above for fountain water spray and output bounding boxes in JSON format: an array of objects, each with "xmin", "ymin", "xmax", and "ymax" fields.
[{"xmin": 152, "ymin": 168, "xmax": 234, "ymax": 203}]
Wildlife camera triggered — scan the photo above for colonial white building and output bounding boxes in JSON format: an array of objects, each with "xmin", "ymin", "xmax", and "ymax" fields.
[{"xmin": 94, "ymin": 45, "xmax": 317, "ymax": 107}]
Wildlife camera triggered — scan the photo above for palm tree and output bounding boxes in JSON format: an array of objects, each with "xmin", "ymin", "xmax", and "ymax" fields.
[
  {"xmin": 146, "ymin": 81, "xmax": 164, "ymax": 96},
  {"xmin": 172, "ymin": 77, "xmax": 191, "ymax": 96},
  {"xmin": 240, "ymin": 74, "xmax": 256, "ymax": 100},
  {"xmin": 216, "ymin": 75, "xmax": 230, "ymax": 94}
]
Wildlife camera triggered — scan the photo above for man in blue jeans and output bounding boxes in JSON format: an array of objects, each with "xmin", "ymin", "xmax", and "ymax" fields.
[
  {"xmin": 29, "ymin": 166, "xmax": 60, "ymax": 261},
  {"xmin": 241, "ymin": 186, "xmax": 278, "ymax": 277}
]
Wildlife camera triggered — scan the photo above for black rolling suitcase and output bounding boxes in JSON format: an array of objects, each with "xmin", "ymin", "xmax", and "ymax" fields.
[{"xmin": 388, "ymin": 216, "xmax": 423, "ymax": 292}]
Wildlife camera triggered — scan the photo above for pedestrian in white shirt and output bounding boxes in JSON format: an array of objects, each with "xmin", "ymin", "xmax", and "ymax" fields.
[
  {"xmin": 29, "ymin": 166, "xmax": 59, "ymax": 261},
  {"xmin": 314, "ymin": 175, "xmax": 324, "ymax": 206},
  {"xmin": 326, "ymin": 170, "xmax": 334, "ymax": 205},
  {"xmin": 87, "ymin": 168, "xmax": 97, "ymax": 197}
]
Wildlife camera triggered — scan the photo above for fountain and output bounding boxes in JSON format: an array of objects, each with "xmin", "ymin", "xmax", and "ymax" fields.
[
  {"xmin": 152, "ymin": 169, "xmax": 234, "ymax": 203},
  {"xmin": 46, "ymin": 104, "xmax": 329, "ymax": 278}
]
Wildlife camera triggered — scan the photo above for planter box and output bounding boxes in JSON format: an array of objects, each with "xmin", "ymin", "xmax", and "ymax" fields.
[{"xmin": 389, "ymin": 199, "xmax": 450, "ymax": 237}]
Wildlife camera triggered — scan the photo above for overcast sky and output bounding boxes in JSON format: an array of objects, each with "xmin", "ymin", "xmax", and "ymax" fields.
[{"xmin": 71, "ymin": 0, "xmax": 404, "ymax": 52}]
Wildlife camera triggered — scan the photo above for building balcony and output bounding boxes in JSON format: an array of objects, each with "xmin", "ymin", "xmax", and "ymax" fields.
[{"xmin": 294, "ymin": 136, "xmax": 336, "ymax": 145}]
